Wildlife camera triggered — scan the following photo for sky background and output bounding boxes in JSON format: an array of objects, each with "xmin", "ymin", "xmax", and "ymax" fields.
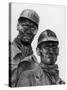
[{"xmin": 11, "ymin": 3, "xmax": 66, "ymax": 81}]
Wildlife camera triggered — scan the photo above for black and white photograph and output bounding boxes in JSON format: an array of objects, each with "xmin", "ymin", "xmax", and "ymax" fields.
[{"xmin": 9, "ymin": 2, "xmax": 66, "ymax": 87}]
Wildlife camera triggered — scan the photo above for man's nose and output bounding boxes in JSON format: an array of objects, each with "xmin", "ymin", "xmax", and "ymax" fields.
[{"xmin": 49, "ymin": 48, "xmax": 54, "ymax": 54}]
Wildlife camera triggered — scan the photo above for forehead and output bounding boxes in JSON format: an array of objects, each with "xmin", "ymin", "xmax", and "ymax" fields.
[{"xmin": 40, "ymin": 41, "xmax": 59, "ymax": 48}]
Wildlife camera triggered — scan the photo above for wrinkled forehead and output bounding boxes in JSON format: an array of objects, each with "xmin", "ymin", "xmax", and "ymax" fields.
[{"xmin": 40, "ymin": 41, "xmax": 59, "ymax": 48}]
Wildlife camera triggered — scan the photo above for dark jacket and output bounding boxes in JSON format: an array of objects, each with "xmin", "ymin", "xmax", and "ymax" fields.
[
  {"xmin": 9, "ymin": 37, "xmax": 37, "ymax": 87},
  {"xmin": 39, "ymin": 63, "xmax": 65, "ymax": 85},
  {"xmin": 16, "ymin": 59, "xmax": 51, "ymax": 87}
]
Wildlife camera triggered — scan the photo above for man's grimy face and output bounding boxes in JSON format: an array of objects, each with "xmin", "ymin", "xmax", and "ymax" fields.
[
  {"xmin": 39, "ymin": 41, "xmax": 59, "ymax": 65},
  {"xmin": 17, "ymin": 19, "xmax": 38, "ymax": 43}
]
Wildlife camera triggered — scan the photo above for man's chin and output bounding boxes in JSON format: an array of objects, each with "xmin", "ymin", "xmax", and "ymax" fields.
[
  {"xmin": 44, "ymin": 58, "xmax": 56, "ymax": 65},
  {"xmin": 21, "ymin": 39, "xmax": 31, "ymax": 44},
  {"xmin": 47, "ymin": 60, "xmax": 56, "ymax": 65}
]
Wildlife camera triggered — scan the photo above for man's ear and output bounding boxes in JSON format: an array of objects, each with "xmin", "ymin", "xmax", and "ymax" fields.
[
  {"xmin": 56, "ymin": 47, "xmax": 59, "ymax": 56},
  {"xmin": 57, "ymin": 47, "xmax": 59, "ymax": 55},
  {"xmin": 36, "ymin": 47, "xmax": 40, "ymax": 56},
  {"xmin": 33, "ymin": 29, "xmax": 38, "ymax": 35}
]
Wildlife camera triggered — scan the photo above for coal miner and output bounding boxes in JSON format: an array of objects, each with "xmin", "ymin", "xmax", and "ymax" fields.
[
  {"xmin": 36, "ymin": 29, "xmax": 65, "ymax": 85},
  {"xmin": 9, "ymin": 9, "xmax": 39, "ymax": 87},
  {"xmin": 15, "ymin": 29, "xmax": 65, "ymax": 87}
]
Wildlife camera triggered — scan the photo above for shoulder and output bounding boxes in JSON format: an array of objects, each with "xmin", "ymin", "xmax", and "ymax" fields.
[
  {"xmin": 11, "ymin": 41, "xmax": 21, "ymax": 60},
  {"xmin": 17, "ymin": 55, "xmax": 38, "ymax": 73},
  {"xmin": 10, "ymin": 40, "xmax": 22, "ymax": 65},
  {"xmin": 20, "ymin": 54, "xmax": 38, "ymax": 64},
  {"xmin": 56, "ymin": 78, "xmax": 65, "ymax": 84}
]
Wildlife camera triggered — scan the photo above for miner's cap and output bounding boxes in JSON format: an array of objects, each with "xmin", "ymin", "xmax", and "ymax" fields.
[
  {"xmin": 37, "ymin": 29, "xmax": 59, "ymax": 47},
  {"xmin": 18, "ymin": 9, "xmax": 40, "ymax": 28}
]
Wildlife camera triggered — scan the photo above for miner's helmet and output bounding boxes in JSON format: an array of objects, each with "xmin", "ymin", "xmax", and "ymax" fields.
[
  {"xmin": 18, "ymin": 9, "xmax": 39, "ymax": 28},
  {"xmin": 37, "ymin": 29, "xmax": 59, "ymax": 48}
]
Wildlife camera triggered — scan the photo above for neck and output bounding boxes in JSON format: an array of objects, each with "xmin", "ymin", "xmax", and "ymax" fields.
[{"xmin": 14, "ymin": 36, "xmax": 33, "ymax": 56}]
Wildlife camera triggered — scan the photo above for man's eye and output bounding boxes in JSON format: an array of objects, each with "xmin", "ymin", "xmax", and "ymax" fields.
[
  {"xmin": 30, "ymin": 27, "xmax": 35, "ymax": 30},
  {"xmin": 53, "ymin": 47, "xmax": 58, "ymax": 49},
  {"xmin": 27, "ymin": 31, "xmax": 33, "ymax": 35},
  {"xmin": 20, "ymin": 23, "xmax": 28, "ymax": 26},
  {"xmin": 44, "ymin": 47, "xmax": 49, "ymax": 49},
  {"xmin": 21, "ymin": 24, "xmax": 26, "ymax": 26}
]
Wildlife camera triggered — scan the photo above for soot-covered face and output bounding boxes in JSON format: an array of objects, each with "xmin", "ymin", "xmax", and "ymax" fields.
[
  {"xmin": 17, "ymin": 18, "xmax": 38, "ymax": 43},
  {"xmin": 39, "ymin": 41, "xmax": 59, "ymax": 65}
]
